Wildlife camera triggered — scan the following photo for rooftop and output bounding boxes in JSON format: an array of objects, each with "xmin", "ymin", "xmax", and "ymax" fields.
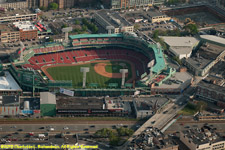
[
  {"xmin": 13, "ymin": 21, "xmax": 36, "ymax": 31},
  {"xmin": 69, "ymin": 33, "xmax": 123, "ymax": 40},
  {"xmin": 56, "ymin": 97, "xmax": 104, "ymax": 110},
  {"xmin": 154, "ymin": 71, "xmax": 193, "ymax": 89},
  {"xmin": 0, "ymin": 9, "xmax": 36, "ymax": 18},
  {"xmin": 200, "ymin": 35, "xmax": 225, "ymax": 45},
  {"xmin": 134, "ymin": 97, "xmax": 169, "ymax": 111},
  {"xmin": 160, "ymin": 36, "xmax": 199, "ymax": 47},
  {"xmin": 182, "ymin": 126, "xmax": 224, "ymax": 145},
  {"xmin": 0, "ymin": 24, "xmax": 17, "ymax": 32},
  {"xmin": 0, "ymin": 71, "xmax": 22, "ymax": 91},
  {"xmin": 94, "ymin": 9, "xmax": 131, "ymax": 28},
  {"xmin": 198, "ymin": 80, "xmax": 225, "ymax": 94},
  {"xmin": 105, "ymin": 97, "xmax": 131, "ymax": 112}
]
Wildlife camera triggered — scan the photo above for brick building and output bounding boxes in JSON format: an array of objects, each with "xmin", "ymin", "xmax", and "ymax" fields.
[{"xmin": 0, "ymin": 24, "xmax": 20, "ymax": 43}]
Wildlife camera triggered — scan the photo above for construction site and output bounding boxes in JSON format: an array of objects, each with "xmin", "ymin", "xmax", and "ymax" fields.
[{"xmin": 163, "ymin": 5, "xmax": 225, "ymax": 27}]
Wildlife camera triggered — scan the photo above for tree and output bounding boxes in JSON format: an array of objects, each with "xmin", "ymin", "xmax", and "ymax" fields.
[
  {"xmin": 39, "ymin": 6, "xmax": 47, "ymax": 11},
  {"xmin": 49, "ymin": 2, "xmax": 58, "ymax": 10},
  {"xmin": 196, "ymin": 101, "xmax": 207, "ymax": 112},
  {"xmin": 82, "ymin": 25, "xmax": 88, "ymax": 32},
  {"xmin": 75, "ymin": 20, "xmax": 80, "ymax": 25},
  {"xmin": 61, "ymin": 24, "xmax": 68, "ymax": 29},
  {"xmin": 134, "ymin": 24, "xmax": 140, "ymax": 30},
  {"xmin": 94, "ymin": 128, "xmax": 113, "ymax": 138},
  {"xmin": 109, "ymin": 134, "xmax": 120, "ymax": 146},
  {"xmin": 184, "ymin": 24, "xmax": 198, "ymax": 35},
  {"xmin": 117, "ymin": 127, "xmax": 134, "ymax": 136},
  {"xmin": 48, "ymin": 37, "xmax": 54, "ymax": 42}
]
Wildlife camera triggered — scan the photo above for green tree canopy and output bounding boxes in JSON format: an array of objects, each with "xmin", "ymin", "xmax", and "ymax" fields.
[
  {"xmin": 75, "ymin": 20, "xmax": 80, "ymax": 25},
  {"xmin": 184, "ymin": 24, "xmax": 198, "ymax": 35},
  {"xmin": 49, "ymin": 2, "xmax": 58, "ymax": 10}
]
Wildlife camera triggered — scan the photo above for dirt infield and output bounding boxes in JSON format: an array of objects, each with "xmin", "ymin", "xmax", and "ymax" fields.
[
  {"xmin": 41, "ymin": 60, "xmax": 136, "ymax": 83},
  {"xmin": 94, "ymin": 63, "xmax": 128, "ymax": 78}
]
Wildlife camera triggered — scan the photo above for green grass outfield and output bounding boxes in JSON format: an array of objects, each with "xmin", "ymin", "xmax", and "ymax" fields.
[{"xmin": 46, "ymin": 61, "xmax": 132, "ymax": 88}]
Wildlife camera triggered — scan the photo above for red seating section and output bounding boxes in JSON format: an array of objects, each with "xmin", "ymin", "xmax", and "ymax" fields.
[{"xmin": 24, "ymin": 49, "xmax": 154, "ymax": 76}]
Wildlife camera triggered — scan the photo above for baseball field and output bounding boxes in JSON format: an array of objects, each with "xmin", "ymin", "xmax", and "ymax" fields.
[{"xmin": 42, "ymin": 60, "xmax": 136, "ymax": 88}]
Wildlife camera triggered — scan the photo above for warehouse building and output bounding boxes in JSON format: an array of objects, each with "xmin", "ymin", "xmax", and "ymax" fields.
[
  {"xmin": 93, "ymin": 9, "xmax": 133, "ymax": 34},
  {"xmin": 146, "ymin": 11, "xmax": 171, "ymax": 23},
  {"xmin": 161, "ymin": 36, "xmax": 200, "ymax": 59}
]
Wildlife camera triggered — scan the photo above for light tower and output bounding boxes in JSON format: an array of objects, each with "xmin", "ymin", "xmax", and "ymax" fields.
[
  {"xmin": 120, "ymin": 69, "xmax": 128, "ymax": 88},
  {"xmin": 80, "ymin": 67, "xmax": 90, "ymax": 88},
  {"xmin": 19, "ymin": 41, "xmax": 24, "ymax": 61},
  {"xmin": 147, "ymin": 60, "xmax": 155, "ymax": 78},
  {"xmin": 106, "ymin": 26, "xmax": 114, "ymax": 34},
  {"xmin": 62, "ymin": 27, "xmax": 73, "ymax": 43}
]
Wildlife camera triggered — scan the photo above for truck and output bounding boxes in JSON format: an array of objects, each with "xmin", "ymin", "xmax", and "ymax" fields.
[{"xmin": 38, "ymin": 134, "xmax": 45, "ymax": 138}]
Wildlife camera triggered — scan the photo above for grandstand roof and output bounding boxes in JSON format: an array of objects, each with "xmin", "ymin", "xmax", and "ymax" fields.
[
  {"xmin": 0, "ymin": 71, "xmax": 22, "ymax": 91},
  {"xmin": 69, "ymin": 33, "xmax": 123, "ymax": 40}
]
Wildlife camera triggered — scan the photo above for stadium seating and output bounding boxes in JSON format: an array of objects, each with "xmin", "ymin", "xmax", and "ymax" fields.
[{"xmin": 25, "ymin": 48, "xmax": 153, "ymax": 76}]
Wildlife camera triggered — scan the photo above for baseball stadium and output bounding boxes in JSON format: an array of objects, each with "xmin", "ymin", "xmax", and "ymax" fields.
[{"xmin": 3, "ymin": 32, "xmax": 168, "ymax": 96}]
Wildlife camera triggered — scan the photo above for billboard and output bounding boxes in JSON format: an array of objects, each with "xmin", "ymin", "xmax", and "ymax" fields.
[{"xmin": 59, "ymin": 88, "xmax": 74, "ymax": 97}]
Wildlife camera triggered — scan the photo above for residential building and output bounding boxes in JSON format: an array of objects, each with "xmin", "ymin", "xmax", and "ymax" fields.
[
  {"xmin": 0, "ymin": 0, "xmax": 27, "ymax": 9},
  {"xmin": 27, "ymin": 0, "xmax": 39, "ymax": 8},
  {"xmin": 180, "ymin": 126, "xmax": 225, "ymax": 150},
  {"xmin": 93, "ymin": 9, "xmax": 133, "ymax": 34},
  {"xmin": 161, "ymin": 36, "xmax": 200, "ymax": 59},
  {"xmin": 111, "ymin": 0, "xmax": 154, "ymax": 9},
  {"xmin": 0, "ymin": 24, "xmax": 20, "ymax": 43}
]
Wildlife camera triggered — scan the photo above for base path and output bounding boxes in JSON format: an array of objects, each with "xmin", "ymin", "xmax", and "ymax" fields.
[
  {"xmin": 94, "ymin": 63, "xmax": 128, "ymax": 78},
  {"xmin": 41, "ymin": 59, "xmax": 136, "ymax": 83}
]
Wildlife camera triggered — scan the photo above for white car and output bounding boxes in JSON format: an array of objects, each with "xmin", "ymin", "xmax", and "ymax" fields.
[
  {"xmin": 63, "ymin": 127, "xmax": 69, "ymax": 130},
  {"xmin": 49, "ymin": 127, "xmax": 54, "ymax": 131}
]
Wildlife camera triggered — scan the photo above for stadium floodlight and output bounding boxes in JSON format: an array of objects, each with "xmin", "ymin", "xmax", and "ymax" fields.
[
  {"xmin": 19, "ymin": 41, "xmax": 25, "ymax": 61},
  {"xmin": 80, "ymin": 67, "xmax": 90, "ymax": 88},
  {"xmin": 148, "ymin": 60, "xmax": 155, "ymax": 78},
  {"xmin": 106, "ymin": 26, "xmax": 114, "ymax": 34},
  {"xmin": 62, "ymin": 27, "xmax": 73, "ymax": 43},
  {"xmin": 120, "ymin": 69, "xmax": 128, "ymax": 88}
]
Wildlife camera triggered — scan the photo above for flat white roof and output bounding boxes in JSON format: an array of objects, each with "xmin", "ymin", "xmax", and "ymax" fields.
[
  {"xmin": 160, "ymin": 36, "xmax": 199, "ymax": 47},
  {"xmin": 13, "ymin": 21, "xmax": 36, "ymax": 31},
  {"xmin": 200, "ymin": 35, "xmax": 225, "ymax": 45},
  {"xmin": 0, "ymin": 71, "xmax": 22, "ymax": 91},
  {"xmin": 170, "ymin": 46, "xmax": 193, "ymax": 55}
]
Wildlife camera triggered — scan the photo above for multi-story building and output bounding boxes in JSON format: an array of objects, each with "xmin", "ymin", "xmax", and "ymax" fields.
[
  {"xmin": 93, "ymin": 9, "xmax": 133, "ymax": 34},
  {"xmin": 180, "ymin": 126, "xmax": 225, "ymax": 150},
  {"xmin": 217, "ymin": 0, "xmax": 225, "ymax": 10},
  {"xmin": 0, "ymin": 24, "xmax": 20, "ymax": 43},
  {"xmin": 0, "ymin": 0, "xmax": 27, "ymax": 9},
  {"xmin": 111, "ymin": 0, "xmax": 154, "ymax": 9},
  {"xmin": 196, "ymin": 80, "xmax": 225, "ymax": 103},
  {"xmin": 13, "ymin": 21, "xmax": 38, "ymax": 41},
  {"xmin": 27, "ymin": 0, "xmax": 39, "ymax": 8},
  {"xmin": 38, "ymin": 0, "xmax": 76, "ymax": 9},
  {"xmin": 0, "ymin": 13, "xmax": 37, "ymax": 23}
]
